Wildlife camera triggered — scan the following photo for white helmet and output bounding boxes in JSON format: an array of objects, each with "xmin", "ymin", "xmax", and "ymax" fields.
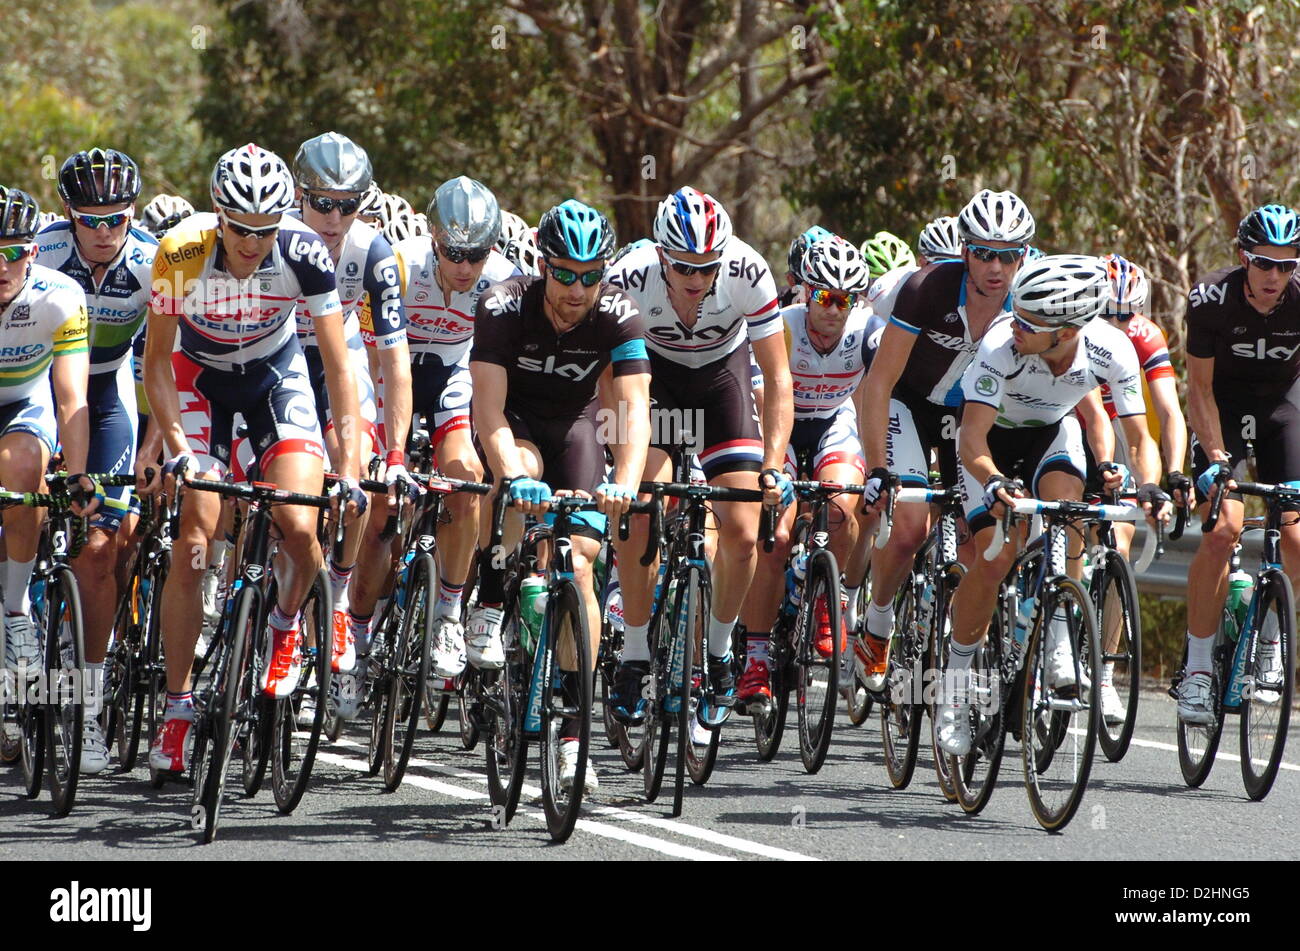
[
  {"xmin": 35, "ymin": 210, "xmax": 64, "ymax": 232},
  {"xmin": 210, "ymin": 143, "xmax": 295, "ymax": 216},
  {"xmin": 1102, "ymin": 254, "xmax": 1149, "ymax": 317},
  {"xmin": 496, "ymin": 209, "xmax": 531, "ymax": 253},
  {"xmin": 917, "ymin": 215, "xmax": 962, "ymax": 261},
  {"xmin": 382, "ymin": 208, "xmax": 429, "ymax": 245},
  {"xmin": 140, "ymin": 194, "xmax": 195, "ymax": 235},
  {"xmin": 652, "ymin": 186, "xmax": 732, "ymax": 254},
  {"xmin": 375, "ymin": 192, "xmax": 413, "ymax": 231},
  {"xmin": 504, "ymin": 230, "xmax": 541, "ymax": 277},
  {"xmin": 801, "ymin": 236, "xmax": 872, "ymax": 293},
  {"xmin": 957, "ymin": 189, "xmax": 1035, "ymax": 244},
  {"xmin": 357, "ymin": 181, "xmax": 383, "ymax": 222},
  {"xmin": 1011, "ymin": 254, "xmax": 1111, "ymax": 328}
]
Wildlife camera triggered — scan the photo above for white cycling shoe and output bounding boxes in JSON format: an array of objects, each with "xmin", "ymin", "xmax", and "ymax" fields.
[
  {"xmin": 558, "ymin": 738, "xmax": 598, "ymax": 794},
  {"xmin": 1176, "ymin": 672, "xmax": 1214, "ymax": 725},
  {"xmin": 431, "ymin": 616, "xmax": 468, "ymax": 679},
  {"xmin": 464, "ymin": 607, "xmax": 504, "ymax": 671}
]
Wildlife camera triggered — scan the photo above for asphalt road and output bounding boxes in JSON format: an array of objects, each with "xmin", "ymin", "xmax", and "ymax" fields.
[{"xmin": 3, "ymin": 686, "xmax": 1297, "ymax": 861}]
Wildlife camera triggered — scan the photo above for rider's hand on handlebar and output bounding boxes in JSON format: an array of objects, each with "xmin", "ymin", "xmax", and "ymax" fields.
[
  {"xmin": 759, "ymin": 467, "xmax": 793, "ymax": 509},
  {"xmin": 595, "ymin": 481, "xmax": 636, "ymax": 519},
  {"xmin": 1135, "ymin": 481, "xmax": 1173, "ymax": 524},
  {"xmin": 862, "ymin": 466, "xmax": 891, "ymax": 512},
  {"xmin": 982, "ymin": 474, "xmax": 1023, "ymax": 516},
  {"xmin": 508, "ymin": 476, "xmax": 552, "ymax": 517}
]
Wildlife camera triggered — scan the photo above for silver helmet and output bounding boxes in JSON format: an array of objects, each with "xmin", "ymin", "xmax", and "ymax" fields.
[
  {"xmin": 292, "ymin": 131, "xmax": 373, "ymax": 193},
  {"xmin": 427, "ymin": 176, "xmax": 500, "ymax": 251}
]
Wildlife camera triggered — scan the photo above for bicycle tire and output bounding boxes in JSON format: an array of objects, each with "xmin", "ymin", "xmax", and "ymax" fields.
[
  {"xmin": 485, "ymin": 597, "xmax": 529, "ymax": 824},
  {"xmin": 1239, "ymin": 569, "xmax": 1296, "ymax": 801},
  {"xmin": 103, "ymin": 574, "xmax": 138, "ymax": 771},
  {"xmin": 796, "ymin": 549, "xmax": 841, "ymax": 775},
  {"xmin": 539, "ymin": 578, "xmax": 592, "ymax": 842},
  {"xmin": 950, "ymin": 580, "xmax": 1008, "ymax": 816},
  {"xmin": 195, "ymin": 583, "xmax": 260, "ymax": 844},
  {"xmin": 457, "ymin": 676, "xmax": 481, "ymax": 751},
  {"xmin": 1176, "ymin": 625, "xmax": 1227, "ymax": 788},
  {"xmin": 753, "ymin": 619, "xmax": 791, "ymax": 762},
  {"xmin": 273, "ymin": 568, "xmax": 332, "ymax": 812},
  {"xmin": 669, "ymin": 567, "xmax": 698, "ymax": 817},
  {"xmin": 643, "ymin": 593, "xmax": 672, "ymax": 802},
  {"xmin": 44, "ymin": 568, "xmax": 84, "ymax": 817},
  {"xmin": 366, "ymin": 600, "xmax": 394, "ymax": 777},
  {"xmin": 929, "ymin": 563, "xmax": 964, "ymax": 803},
  {"xmin": 844, "ymin": 580, "xmax": 873, "ymax": 726},
  {"xmin": 142, "ymin": 552, "xmax": 170, "ymax": 787},
  {"xmin": 240, "ymin": 695, "xmax": 271, "ymax": 797},
  {"xmin": 1092, "ymin": 549, "xmax": 1141, "ymax": 763},
  {"xmin": 685, "ymin": 566, "xmax": 719, "ymax": 787},
  {"xmin": 423, "ymin": 685, "xmax": 450, "ymax": 732},
  {"xmin": 1021, "ymin": 576, "xmax": 1099, "ymax": 832},
  {"xmin": 881, "ymin": 582, "xmax": 923, "ymax": 789},
  {"xmin": 383, "ymin": 552, "xmax": 435, "ymax": 791}
]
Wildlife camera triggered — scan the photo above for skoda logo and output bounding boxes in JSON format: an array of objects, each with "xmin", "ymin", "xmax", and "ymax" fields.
[{"xmin": 975, "ymin": 374, "xmax": 998, "ymax": 397}]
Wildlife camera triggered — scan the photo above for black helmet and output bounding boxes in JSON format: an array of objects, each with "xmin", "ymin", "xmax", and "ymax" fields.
[
  {"xmin": 58, "ymin": 148, "xmax": 142, "ymax": 208},
  {"xmin": 0, "ymin": 187, "xmax": 41, "ymax": 241},
  {"xmin": 536, "ymin": 199, "xmax": 616, "ymax": 262},
  {"xmin": 1236, "ymin": 204, "xmax": 1300, "ymax": 252}
]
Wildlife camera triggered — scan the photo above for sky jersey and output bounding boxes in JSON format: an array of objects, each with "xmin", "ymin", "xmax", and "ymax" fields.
[
  {"xmin": 1185, "ymin": 266, "xmax": 1300, "ymax": 400},
  {"xmin": 35, "ymin": 222, "xmax": 157, "ymax": 375},
  {"xmin": 380, "ymin": 237, "xmax": 518, "ymax": 367},
  {"xmin": 782, "ymin": 302, "xmax": 872, "ymax": 420},
  {"xmin": 150, "ymin": 213, "xmax": 340, "ymax": 371},
  {"xmin": 604, "ymin": 238, "xmax": 780, "ymax": 368},
  {"xmin": 889, "ymin": 261, "xmax": 1011, "ymax": 407},
  {"xmin": 470, "ymin": 275, "xmax": 650, "ymax": 418},
  {"xmin": 0, "ymin": 264, "xmax": 89, "ymax": 402},
  {"xmin": 963, "ymin": 317, "xmax": 1144, "ymax": 428},
  {"xmin": 289, "ymin": 214, "xmax": 406, "ymax": 351}
]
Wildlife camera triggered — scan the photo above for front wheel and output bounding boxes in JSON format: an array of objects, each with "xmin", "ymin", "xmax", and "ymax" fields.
[
  {"xmin": 1239, "ymin": 571, "xmax": 1296, "ymax": 801},
  {"xmin": 44, "ymin": 569, "xmax": 85, "ymax": 817},
  {"xmin": 1176, "ymin": 626, "xmax": 1227, "ymax": 788},
  {"xmin": 538, "ymin": 580, "xmax": 592, "ymax": 843},
  {"xmin": 485, "ymin": 599, "xmax": 529, "ymax": 825},
  {"xmin": 272, "ymin": 569, "xmax": 331, "ymax": 813},
  {"xmin": 382, "ymin": 554, "xmax": 435, "ymax": 791},
  {"xmin": 1092, "ymin": 550, "xmax": 1140, "ymax": 763},
  {"xmin": 796, "ymin": 549, "xmax": 841, "ymax": 775},
  {"xmin": 950, "ymin": 579, "xmax": 1007, "ymax": 815},
  {"xmin": 881, "ymin": 582, "xmax": 923, "ymax": 790}
]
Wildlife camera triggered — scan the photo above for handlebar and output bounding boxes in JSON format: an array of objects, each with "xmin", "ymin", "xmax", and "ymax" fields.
[
  {"xmin": 981, "ymin": 496, "xmax": 1160, "ymax": 572},
  {"xmin": 1201, "ymin": 464, "xmax": 1233, "ymax": 533}
]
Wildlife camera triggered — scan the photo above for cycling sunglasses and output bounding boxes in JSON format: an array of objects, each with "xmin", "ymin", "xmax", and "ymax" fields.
[
  {"xmin": 1012, "ymin": 314, "xmax": 1053, "ymax": 334},
  {"xmin": 438, "ymin": 244, "xmax": 490, "ymax": 264},
  {"xmin": 1243, "ymin": 250, "xmax": 1300, "ymax": 273},
  {"xmin": 304, "ymin": 192, "xmax": 362, "ymax": 216},
  {"xmin": 0, "ymin": 244, "xmax": 32, "ymax": 263},
  {"xmin": 220, "ymin": 213, "xmax": 280, "ymax": 239},
  {"xmin": 662, "ymin": 252, "xmax": 723, "ymax": 277},
  {"xmin": 966, "ymin": 243, "xmax": 1026, "ymax": 265},
  {"xmin": 547, "ymin": 261, "xmax": 605, "ymax": 287},
  {"xmin": 809, "ymin": 287, "xmax": 856, "ymax": 310},
  {"xmin": 73, "ymin": 211, "xmax": 131, "ymax": 229}
]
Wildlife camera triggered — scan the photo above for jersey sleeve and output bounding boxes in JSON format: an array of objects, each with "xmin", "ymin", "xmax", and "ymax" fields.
[
  {"xmin": 598, "ymin": 288, "xmax": 650, "ymax": 377},
  {"xmin": 737, "ymin": 253, "xmax": 782, "ymax": 342},
  {"xmin": 961, "ymin": 337, "xmax": 1011, "ymax": 410},
  {"xmin": 469, "ymin": 281, "xmax": 520, "ymax": 369},
  {"xmin": 1103, "ymin": 334, "xmax": 1146, "ymax": 417},
  {"xmin": 363, "ymin": 235, "xmax": 407, "ymax": 350},
  {"xmin": 282, "ymin": 230, "xmax": 342, "ymax": 320},
  {"xmin": 52, "ymin": 287, "xmax": 90, "ymax": 356},
  {"xmin": 150, "ymin": 230, "xmax": 207, "ymax": 317},
  {"xmin": 1132, "ymin": 317, "xmax": 1175, "ymax": 383},
  {"xmin": 886, "ymin": 267, "xmax": 931, "ymax": 336},
  {"xmin": 1184, "ymin": 284, "xmax": 1217, "ymax": 360}
]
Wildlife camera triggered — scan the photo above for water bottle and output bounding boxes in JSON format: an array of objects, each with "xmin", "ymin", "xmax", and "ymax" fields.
[
  {"xmin": 918, "ymin": 581, "xmax": 936, "ymax": 638},
  {"xmin": 1225, "ymin": 568, "xmax": 1253, "ymax": 641},
  {"xmin": 519, "ymin": 574, "xmax": 547, "ymax": 654},
  {"xmin": 789, "ymin": 544, "xmax": 808, "ymax": 610}
]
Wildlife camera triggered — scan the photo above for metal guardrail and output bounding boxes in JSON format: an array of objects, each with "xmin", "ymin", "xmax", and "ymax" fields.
[{"xmin": 1130, "ymin": 522, "xmax": 1263, "ymax": 598}]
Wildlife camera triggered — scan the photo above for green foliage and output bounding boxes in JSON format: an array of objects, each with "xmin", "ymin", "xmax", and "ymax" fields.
[{"xmin": 1140, "ymin": 594, "xmax": 1188, "ymax": 681}]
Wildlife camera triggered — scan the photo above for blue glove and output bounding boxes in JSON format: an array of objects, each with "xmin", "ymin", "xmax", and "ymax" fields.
[
  {"xmin": 333, "ymin": 477, "xmax": 368, "ymax": 516},
  {"xmin": 1098, "ymin": 460, "xmax": 1131, "ymax": 490},
  {"xmin": 596, "ymin": 482, "xmax": 636, "ymax": 502},
  {"xmin": 509, "ymin": 477, "xmax": 552, "ymax": 505},
  {"xmin": 760, "ymin": 468, "xmax": 795, "ymax": 508},
  {"xmin": 1196, "ymin": 461, "xmax": 1230, "ymax": 498}
]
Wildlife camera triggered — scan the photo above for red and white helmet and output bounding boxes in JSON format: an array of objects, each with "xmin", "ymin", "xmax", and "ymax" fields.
[
  {"xmin": 210, "ymin": 143, "xmax": 295, "ymax": 216},
  {"xmin": 652, "ymin": 186, "xmax": 732, "ymax": 254},
  {"xmin": 1102, "ymin": 253, "xmax": 1150, "ymax": 317}
]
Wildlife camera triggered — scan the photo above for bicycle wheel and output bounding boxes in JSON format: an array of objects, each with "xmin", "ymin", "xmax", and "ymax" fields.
[
  {"xmin": 272, "ymin": 569, "xmax": 331, "ymax": 813},
  {"xmin": 753, "ymin": 620, "xmax": 791, "ymax": 762},
  {"xmin": 17, "ymin": 581, "xmax": 46, "ymax": 797},
  {"xmin": 667, "ymin": 567, "xmax": 698, "ymax": 816},
  {"xmin": 1092, "ymin": 549, "xmax": 1141, "ymax": 763},
  {"xmin": 43, "ymin": 569, "xmax": 84, "ymax": 817},
  {"xmin": 881, "ymin": 582, "xmax": 923, "ymax": 789},
  {"xmin": 485, "ymin": 598, "xmax": 529, "ymax": 824},
  {"xmin": 599, "ymin": 621, "xmax": 624, "ymax": 751},
  {"xmin": 538, "ymin": 579, "xmax": 592, "ymax": 842},
  {"xmin": 457, "ymin": 675, "xmax": 481, "ymax": 751},
  {"xmin": 194, "ymin": 584, "xmax": 260, "ymax": 844},
  {"xmin": 141, "ymin": 553, "xmax": 170, "ymax": 786},
  {"xmin": 1021, "ymin": 576, "xmax": 1099, "ymax": 832},
  {"xmin": 366, "ymin": 601, "xmax": 394, "ymax": 777},
  {"xmin": 686, "ymin": 566, "xmax": 719, "ymax": 786},
  {"xmin": 950, "ymin": 582, "xmax": 1008, "ymax": 815},
  {"xmin": 928, "ymin": 564, "xmax": 963, "ymax": 802},
  {"xmin": 103, "ymin": 572, "xmax": 139, "ymax": 771},
  {"xmin": 796, "ymin": 549, "xmax": 841, "ymax": 775},
  {"xmin": 844, "ymin": 579, "xmax": 873, "ymax": 726},
  {"xmin": 423, "ymin": 684, "xmax": 450, "ymax": 731},
  {"xmin": 383, "ymin": 552, "xmax": 435, "ymax": 791},
  {"xmin": 643, "ymin": 595, "xmax": 672, "ymax": 802},
  {"xmin": 1240, "ymin": 570, "xmax": 1296, "ymax": 801}
]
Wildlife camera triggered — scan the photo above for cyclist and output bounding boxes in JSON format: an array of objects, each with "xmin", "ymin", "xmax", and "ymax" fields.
[
  {"xmin": 290, "ymin": 131, "xmax": 410, "ymax": 693},
  {"xmin": 780, "ymin": 225, "xmax": 832, "ymax": 308},
  {"xmin": 468, "ymin": 198, "xmax": 650, "ymax": 790},
  {"xmin": 605, "ymin": 186, "xmax": 794, "ymax": 727},
  {"xmin": 139, "ymin": 194, "xmax": 195, "ymax": 237},
  {"xmin": 937, "ymin": 254, "xmax": 1170, "ymax": 754},
  {"xmin": 357, "ymin": 177, "xmax": 517, "ymax": 680},
  {"xmin": 1181, "ymin": 204, "xmax": 1300, "ymax": 722},
  {"xmin": 860, "ymin": 230, "xmax": 916, "ymax": 282},
  {"xmin": 143, "ymin": 144, "xmax": 363, "ymax": 776},
  {"xmin": 736, "ymin": 236, "xmax": 874, "ymax": 708},
  {"xmin": 865, "ymin": 215, "xmax": 963, "ymax": 339},
  {"xmin": 34, "ymin": 149, "xmax": 157, "ymax": 773},
  {"xmin": 858, "ymin": 189, "xmax": 1035, "ymax": 693}
]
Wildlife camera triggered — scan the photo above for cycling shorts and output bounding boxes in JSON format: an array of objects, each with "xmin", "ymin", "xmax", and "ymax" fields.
[
  {"xmin": 784, "ymin": 404, "xmax": 865, "ymax": 479},
  {"xmin": 1191, "ymin": 380, "xmax": 1300, "ymax": 511},
  {"xmin": 86, "ymin": 360, "xmax": 138, "ymax": 532},
  {"xmin": 173, "ymin": 343, "xmax": 325, "ymax": 478},
  {"xmin": 959, "ymin": 416, "xmax": 1086, "ymax": 534},
  {"xmin": 0, "ymin": 389, "xmax": 57, "ymax": 456},
  {"xmin": 886, "ymin": 391, "xmax": 960, "ymax": 489},
  {"xmin": 303, "ymin": 344, "xmax": 378, "ymax": 465},
  {"xmin": 650, "ymin": 347, "xmax": 762, "ymax": 480},
  {"xmin": 412, "ymin": 355, "xmax": 472, "ymax": 451}
]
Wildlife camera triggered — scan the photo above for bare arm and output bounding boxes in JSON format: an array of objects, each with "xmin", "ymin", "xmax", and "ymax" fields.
[
  {"xmin": 50, "ymin": 350, "xmax": 90, "ymax": 474},
  {"xmin": 751, "ymin": 332, "xmax": 793, "ymax": 473},
  {"xmin": 314, "ymin": 309, "xmax": 361, "ymax": 481},
  {"xmin": 469, "ymin": 360, "xmax": 526, "ymax": 482},
  {"xmin": 142, "ymin": 308, "xmax": 188, "ymax": 460},
  {"xmin": 607, "ymin": 370, "xmax": 650, "ymax": 488},
  {"xmin": 1186, "ymin": 354, "xmax": 1228, "ymax": 463},
  {"xmin": 1076, "ymin": 389, "xmax": 1115, "ymax": 466},
  {"xmin": 957, "ymin": 400, "xmax": 1002, "ymax": 488},
  {"xmin": 860, "ymin": 324, "xmax": 916, "ymax": 471},
  {"xmin": 1118, "ymin": 414, "xmax": 1163, "ymax": 488},
  {"xmin": 1147, "ymin": 376, "xmax": 1188, "ymax": 474},
  {"xmin": 376, "ymin": 339, "xmax": 413, "ymax": 462}
]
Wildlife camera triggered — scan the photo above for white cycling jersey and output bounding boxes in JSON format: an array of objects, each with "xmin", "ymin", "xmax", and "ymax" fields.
[
  {"xmin": 782, "ymin": 302, "xmax": 872, "ymax": 420},
  {"xmin": 604, "ymin": 238, "xmax": 780, "ymax": 368},
  {"xmin": 866, "ymin": 263, "xmax": 919, "ymax": 326},
  {"xmin": 962, "ymin": 317, "xmax": 1144, "ymax": 428},
  {"xmin": 0, "ymin": 264, "xmax": 89, "ymax": 403}
]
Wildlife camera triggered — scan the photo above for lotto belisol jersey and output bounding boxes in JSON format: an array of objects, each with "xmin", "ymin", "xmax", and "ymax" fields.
[
  {"xmin": 0, "ymin": 263, "xmax": 89, "ymax": 401},
  {"xmin": 782, "ymin": 302, "xmax": 873, "ymax": 420},
  {"xmin": 1185, "ymin": 266, "xmax": 1300, "ymax": 400},
  {"xmin": 290, "ymin": 214, "xmax": 406, "ymax": 351},
  {"xmin": 150, "ymin": 213, "xmax": 341, "ymax": 370},
  {"xmin": 963, "ymin": 317, "xmax": 1144, "ymax": 428},
  {"xmin": 377, "ymin": 237, "xmax": 518, "ymax": 366},
  {"xmin": 470, "ymin": 275, "xmax": 650, "ymax": 418},
  {"xmin": 865, "ymin": 263, "xmax": 919, "ymax": 327},
  {"xmin": 604, "ymin": 238, "xmax": 780, "ymax": 367},
  {"xmin": 35, "ymin": 222, "xmax": 157, "ymax": 374},
  {"xmin": 888, "ymin": 261, "xmax": 1011, "ymax": 407}
]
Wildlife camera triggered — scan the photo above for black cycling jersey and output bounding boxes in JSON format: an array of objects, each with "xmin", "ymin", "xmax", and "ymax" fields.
[{"xmin": 1186, "ymin": 266, "xmax": 1300, "ymax": 400}]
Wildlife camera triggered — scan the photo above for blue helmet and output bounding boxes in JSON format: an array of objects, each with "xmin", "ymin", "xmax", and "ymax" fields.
[
  {"xmin": 1237, "ymin": 204, "xmax": 1300, "ymax": 251},
  {"xmin": 1024, "ymin": 245, "xmax": 1045, "ymax": 261},
  {"xmin": 536, "ymin": 199, "xmax": 616, "ymax": 262},
  {"xmin": 788, "ymin": 225, "xmax": 833, "ymax": 277}
]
